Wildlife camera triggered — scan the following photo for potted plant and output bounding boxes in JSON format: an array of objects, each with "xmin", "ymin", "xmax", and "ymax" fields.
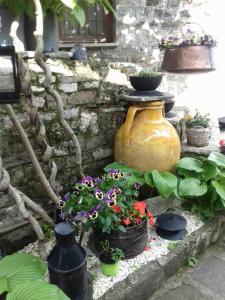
[
  {"xmin": 129, "ymin": 69, "xmax": 163, "ymax": 91},
  {"xmin": 99, "ymin": 240, "xmax": 124, "ymax": 276},
  {"xmin": 159, "ymin": 25, "xmax": 217, "ymax": 72},
  {"xmin": 62, "ymin": 168, "xmax": 155, "ymax": 258},
  {"xmin": 184, "ymin": 110, "xmax": 211, "ymax": 147}
]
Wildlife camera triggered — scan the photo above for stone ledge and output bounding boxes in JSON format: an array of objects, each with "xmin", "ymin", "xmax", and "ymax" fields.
[{"xmin": 97, "ymin": 214, "xmax": 225, "ymax": 300}]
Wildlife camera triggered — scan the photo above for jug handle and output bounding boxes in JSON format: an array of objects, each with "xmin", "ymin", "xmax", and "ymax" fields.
[{"xmin": 123, "ymin": 106, "xmax": 141, "ymax": 141}]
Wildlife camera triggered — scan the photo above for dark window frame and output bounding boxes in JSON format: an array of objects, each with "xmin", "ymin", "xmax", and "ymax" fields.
[{"xmin": 58, "ymin": 1, "xmax": 116, "ymax": 46}]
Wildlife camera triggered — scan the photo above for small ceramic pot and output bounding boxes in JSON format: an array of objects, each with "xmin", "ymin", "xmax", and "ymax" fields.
[{"xmin": 100, "ymin": 261, "xmax": 120, "ymax": 276}]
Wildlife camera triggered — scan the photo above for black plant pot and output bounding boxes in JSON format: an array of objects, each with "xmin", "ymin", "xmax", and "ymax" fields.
[
  {"xmin": 129, "ymin": 75, "xmax": 163, "ymax": 91},
  {"xmin": 94, "ymin": 219, "xmax": 148, "ymax": 259},
  {"xmin": 164, "ymin": 99, "xmax": 175, "ymax": 113}
]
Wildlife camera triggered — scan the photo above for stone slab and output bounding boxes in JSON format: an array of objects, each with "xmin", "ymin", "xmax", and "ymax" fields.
[{"xmin": 190, "ymin": 255, "xmax": 225, "ymax": 297}]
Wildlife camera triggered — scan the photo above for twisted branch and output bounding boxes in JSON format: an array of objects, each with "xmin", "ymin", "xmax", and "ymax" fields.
[
  {"xmin": 10, "ymin": 18, "xmax": 61, "ymax": 194},
  {"xmin": 5, "ymin": 104, "xmax": 60, "ymax": 206},
  {"xmin": 0, "ymin": 156, "xmax": 51, "ymax": 256},
  {"xmin": 33, "ymin": 0, "xmax": 84, "ymax": 179}
]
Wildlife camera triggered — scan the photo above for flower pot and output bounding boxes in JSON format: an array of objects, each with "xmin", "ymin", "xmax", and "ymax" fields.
[
  {"xmin": 161, "ymin": 46, "xmax": 215, "ymax": 73},
  {"xmin": 94, "ymin": 219, "xmax": 148, "ymax": 259},
  {"xmin": 100, "ymin": 261, "xmax": 120, "ymax": 277},
  {"xmin": 186, "ymin": 127, "xmax": 210, "ymax": 147},
  {"xmin": 129, "ymin": 74, "xmax": 163, "ymax": 91}
]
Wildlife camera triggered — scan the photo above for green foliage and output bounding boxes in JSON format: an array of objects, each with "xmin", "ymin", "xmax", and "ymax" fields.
[
  {"xmin": 186, "ymin": 256, "xmax": 198, "ymax": 268},
  {"xmin": 167, "ymin": 241, "xmax": 179, "ymax": 251},
  {"xmin": 183, "ymin": 111, "xmax": 210, "ymax": 129},
  {"xmin": 42, "ymin": 223, "xmax": 53, "ymax": 240},
  {"xmin": 6, "ymin": 281, "xmax": 69, "ymax": 300},
  {"xmin": 0, "ymin": 0, "xmax": 116, "ymax": 27},
  {"xmin": 0, "ymin": 253, "xmax": 46, "ymax": 295},
  {"xmin": 144, "ymin": 170, "xmax": 177, "ymax": 198},
  {"xmin": 0, "ymin": 253, "xmax": 69, "ymax": 299},
  {"xmin": 64, "ymin": 168, "xmax": 147, "ymax": 234},
  {"xmin": 100, "ymin": 240, "xmax": 124, "ymax": 263},
  {"xmin": 138, "ymin": 69, "xmax": 161, "ymax": 77}
]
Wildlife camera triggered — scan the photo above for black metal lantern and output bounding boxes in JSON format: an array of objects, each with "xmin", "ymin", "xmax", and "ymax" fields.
[
  {"xmin": 156, "ymin": 213, "xmax": 187, "ymax": 241},
  {"xmin": 0, "ymin": 46, "xmax": 20, "ymax": 104}
]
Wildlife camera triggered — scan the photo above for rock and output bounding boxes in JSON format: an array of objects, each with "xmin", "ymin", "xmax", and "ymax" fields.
[{"xmin": 58, "ymin": 82, "xmax": 78, "ymax": 93}]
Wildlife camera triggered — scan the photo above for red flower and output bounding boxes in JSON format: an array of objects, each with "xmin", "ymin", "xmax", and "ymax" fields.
[
  {"xmin": 133, "ymin": 201, "xmax": 146, "ymax": 216},
  {"xmin": 134, "ymin": 217, "xmax": 142, "ymax": 224},
  {"xmin": 144, "ymin": 246, "xmax": 151, "ymax": 251},
  {"xmin": 149, "ymin": 217, "xmax": 155, "ymax": 226},
  {"xmin": 147, "ymin": 211, "xmax": 153, "ymax": 219},
  {"xmin": 219, "ymin": 139, "xmax": 225, "ymax": 146},
  {"xmin": 112, "ymin": 205, "xmax": 121, "ymax": 214},
  {"xmin": 122, "ymin": 218, "xmax": 131, "ymax": 226}
]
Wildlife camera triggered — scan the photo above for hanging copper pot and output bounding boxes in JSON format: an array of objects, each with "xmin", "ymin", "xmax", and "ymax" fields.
[{"xmin": 161, "ymin": 45, "xmax": 215, "ymax": 73}]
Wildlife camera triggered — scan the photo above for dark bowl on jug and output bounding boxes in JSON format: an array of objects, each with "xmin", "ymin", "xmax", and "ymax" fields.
[{"xmin": 129, "ymin": 74, "xmax": 163, "ymax": 91}]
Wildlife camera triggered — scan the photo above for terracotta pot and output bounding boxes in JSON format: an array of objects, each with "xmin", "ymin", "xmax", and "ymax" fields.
[
  {"xmin": 114, "ymin": 101, "xmax": 181, "ymax": 172},
  {"xmin": 186, "ymin": 127, "xmax": 210, "ymax": 147}
]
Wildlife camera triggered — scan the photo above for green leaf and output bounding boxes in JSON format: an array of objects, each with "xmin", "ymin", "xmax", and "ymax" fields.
[
  {"xmin": 59, "ymin": 0, "xmax": 76, "ymax": 9},
  {"xmin": 0, "ymin": 277, "xmax": 9, "ymax": 294},
  {"xmin": 212, "ymin": 179, "xmax": 225, "ymax": 201},
  {"xmin": 106, "ymin": 216, "xmax": 111, "ymax": 226},
  {"xmin": 176, "ymin": 157, "xmax": 204, "ymax": 173},
  {"xmin": 179, "ymin": 178, "xmax": 207, "ymax": 197},
  {"xmin": 202, "ymin": 161, "xmax": 220, "ymax": 181},
  {"xmin": 208, "ymin": 152, "xmax": 225, "ymax": 168},
  {"xmin": 73, "ymin": 3, "xmax": 85, "ymax": 27},
  {"xmin": 177, "ymin": 168, "xmax": 200, "ymax": 178},
  {"xmin": 6, "ymin": 281, "xmax": 69, "ymax": 300},
  {"xmin": 0, "ymin": 253, "xmax": 47, "ymax": 294},
  {"xmin": 102, "ymin": 0, "xmax": 116, "ymax": 16},
  {"xmin": 144, "ymin": 171, "xmax": 154, "ymax": 187},
  {"xmin": 118, "ymin": 225, "xmax": 126, "ymax": 233},
  {"xmin": 151, "ymin": 170, "xmax": 177, "ymax": 198}
]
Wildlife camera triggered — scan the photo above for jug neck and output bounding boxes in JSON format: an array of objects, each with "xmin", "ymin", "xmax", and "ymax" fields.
[{"xmin": 137, "ymin": 101, "xmax": 164, "ymax": 120}]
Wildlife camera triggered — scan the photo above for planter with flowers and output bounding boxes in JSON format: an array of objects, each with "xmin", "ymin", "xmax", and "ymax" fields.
[
  {"xmin": 184, "ymin": 111, "xmax": 211, "ymax": 147},
  {"xmin": 159, "ymin": 24, "xmax": 216, "ymax": 72},
  {"xmin": 63, "ymin": 168, "xmax": 154, "ymax": 259},
  {"xmin": 99, "ymin": 240, "xmax": 124, "ymax": 276}
]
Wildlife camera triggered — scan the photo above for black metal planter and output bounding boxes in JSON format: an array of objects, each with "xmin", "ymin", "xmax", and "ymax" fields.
[{"xmin": 94, "ymin": 219, "xmax": 148, "ymax": 259}]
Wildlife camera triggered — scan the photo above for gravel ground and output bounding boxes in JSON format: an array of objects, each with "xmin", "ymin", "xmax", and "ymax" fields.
[{"xmin": 21, "ymin": 210, "xmax": 203, "ymax": 299}]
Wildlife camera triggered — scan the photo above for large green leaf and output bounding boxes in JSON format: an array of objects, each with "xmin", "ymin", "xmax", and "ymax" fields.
[
  {"xmin": 212, "ymin": 179, "xmax": 225, "ymax": 201},
  {"xmin": 151, "ymin": 170, "xmax": 177, "ymax": 198},
  {"xmin": 59, "ymin": 0, "xmax": 75, "ymax": 9},
  {"xmin": 202, "ymin": 161, "xmax": 220, "ymax": 181},
  {"xmin": 176, "ymin": 157, "xmax": 204, "ymax": 173},
  {"xmin": 208, "ymin": 152, "xmax": 225, "ymax": 168},
  {"xmin": 179, "ymin": 178, "xmax": 207, "ymax": 197},
  {"xmin": 144, "ymin": 171, "xmax": 154, "ymax": 187},
  {"xmin": 177, "ymin": 168, "xmax": 200, "ymax": 178},
  {"xmin": 73, "ymin": 3, "xmax": 85, "ymax": 27},
  {"xmin": 0, "ymin": 253, "xmax": 46, "ymax": 294},
  {"xmin": 6, "ymin": 281, "xmax": 69, "ymax": 300}
]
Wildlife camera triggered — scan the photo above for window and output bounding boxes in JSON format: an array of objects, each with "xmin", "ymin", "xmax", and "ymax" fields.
[{"xmin": 58, "ymin": 2, "xmax": 115, "ymax": 46}]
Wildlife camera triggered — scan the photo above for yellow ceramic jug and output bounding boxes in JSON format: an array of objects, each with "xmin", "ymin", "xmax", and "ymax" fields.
[{"xmin": 114, "ymin": 101, "xmax": 180, "ymax": 172}]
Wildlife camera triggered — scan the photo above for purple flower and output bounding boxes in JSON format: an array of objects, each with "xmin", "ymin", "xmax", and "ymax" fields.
[
  {"xmin": 106, "ymin": 188, "xmax": 117, "ymax": 200},
  {"xmin": 77, "ymin": 211, "xmax": 89, "ymax": 219},
  {"xmin": 187, "ymin": 28, "xmax": 194, "ymax": 34},
  {"xmin": 94, "ymin": 189, "xmax": 104, "ymax": 200},
  {"xmin": 80, "ymin": 176, "xmax": 94, "ymax": 188},
  {"xmin": 106, "ymin": 199, "xmax": 117, "ymax": 207},
  {"xmin": 63, "ymin": 193, "xmax": 70, "ymax": 202},
  {"xmin": 108, "ymin": 169, "xmax": 121, "ymax": 180},
  {"xmin": 133, "ymin": 183, "xmax": 141, "ymax": 190},
  {"xmin": 94, "ymin": 177, "xmax": 102, "ymax": 184}
]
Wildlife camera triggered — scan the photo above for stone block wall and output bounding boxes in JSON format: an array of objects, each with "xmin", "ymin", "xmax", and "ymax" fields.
[{"xmin": 0, "ymin": 59, "xmax": 133, "ymax": 201}]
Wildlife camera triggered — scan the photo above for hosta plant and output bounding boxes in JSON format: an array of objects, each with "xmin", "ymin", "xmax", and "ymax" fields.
[{"xmin": 0, "ymin": 253, "xmax": 69, "ymax": 299}]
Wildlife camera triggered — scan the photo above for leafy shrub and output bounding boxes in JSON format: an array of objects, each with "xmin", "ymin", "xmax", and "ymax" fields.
[
  {"xmin": 138, "ymin": 69, "xmax": 161, "ymax": 77},
  {"xmin": 184, "ymin": 111, "xmax": 210, "ymax": 129}
]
